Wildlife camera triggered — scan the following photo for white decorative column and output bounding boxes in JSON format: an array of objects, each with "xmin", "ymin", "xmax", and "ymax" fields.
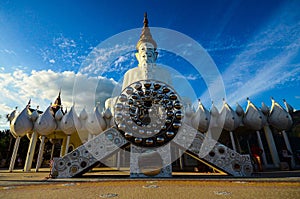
[
  {"xmin": 50, "ymin": 141, "xmax": 55, "ymax": 160},
  {"xmin": 117, "ymin": 151, "xmax": 121, "ymax": 170},
  {"xmin": 256, "ymin": 131, "xmax": 268, "ymax": 167},
  {"xmin": 88, "ymin": 133, "xmax": 93, "ymax": 141},
  {"xmin": 229, "ymin": 131, "xmax": 237, "ymax": 151},
  {"xmin": 24, "ymin": 131, "xmax": 38, "ymax": 172},
  {"xmin": 263, "ymin": 125, "xmax": 280, "ymax": 167},
  {"xmin": 282, "ymin": 130, "xmax": 295, "ymax": 168},
  {"xmin": 60, "ymin": 137, "xmax": 67, "ymax": 157},
  {"xmin": 8, "ymin": 136, "xmax": 21, "ymax": 172},
  {"xmin": 64, "ymin": 135, "xmax": 71, "ymax": 155},
  {"xmin": 178, "ymin": 148, "xmax": 184, "ymax": 170},
  {"xmin": 35, "ymin": 136, "xmax": 45, "ymax": 172}
]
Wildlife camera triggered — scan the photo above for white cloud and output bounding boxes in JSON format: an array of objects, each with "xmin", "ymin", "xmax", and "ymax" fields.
[
  {"xmin": 39, "ymin": 34, "xmax": 92, "ymax": 69},
  {"xmin": 114, "ymin": 56, "xmax": 127, "ymax": 67},
  {"xmin": 0, "ymin": 69, "xmax": 118, "ymax": 130},
  {"xmin": 174, "ymin": 73, "xmax": 201, "ymax": 81},
  {"xmin": 54, "ymin": 37, "xmax": 76, "ymax": 48},
  {"xmin": 0, "ymin": 103, "xmax": 14, "ymax": 130},
  {"xmin": 0, "ymin": 49, "xmax": 16, "ymax": 55},
  {"xmin": 39, "ymin": 35, "xmax": 136, "ymax": 75},
  {"xmin": 185, "ymin": 74, "xmax": 201, "ymax": 81},
  {"xmin": 81, "ymin": 44, "xmax": 135, "ymax": 76}
]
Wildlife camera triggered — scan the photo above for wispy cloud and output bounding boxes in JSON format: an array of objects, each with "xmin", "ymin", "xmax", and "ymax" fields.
[
  {"xmin": 227, "ymin": 52, "xmax": 300, "ymax": 103},
  {"xmin": 200, "ymin": 2, "xmax": 300, "ymax": 108},
  {"xmin": 174, "ymin": 73, "xmax": 201, "ymax": 81},
  {"xmin": 0, "ymin": 49, "xmax": 16, "ymax": 55},
  {"xmin": 225, "ymin": 2, "xmax": 300, "ymax": 104},
  {"xmin": 54, "ymin": 36, "xmax": 76, "ymax": 48},
  {"xmin": 39, "ymin": 34, "xmax": 92, "ymax": 70},
  {"xmin": 81, "ymin": 44, "xmax": 135, "ymax": 76}
]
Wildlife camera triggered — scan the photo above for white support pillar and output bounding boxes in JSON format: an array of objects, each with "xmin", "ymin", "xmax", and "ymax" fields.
[
  {"xmin": 35, "ymin": 136, "xmax": 45, "ymax": 172},
  {"xmin": 117, "ymin": 151, "xmax": 121, "ymax": 170},
  {"xmin": 178, "ymin": 148, "xmax": 184, "ymax": 170},
  {"xmin": 88, "ymin": 133, "xmax": 93, "ymax": 141},
  {"xmin": 229, "ymin": 131, "xmax": 237, "ymax": 151},
  {"xmin": 50, "ymin": 142, "xmax": 55, "ymax": 160},
  {"xmin": 256, "ymin": 131, "xmax": 268, "ymax": 166},
  {"xmin": 122, "ymin": 149, "xmax": 126, "ymax": 167},
  {"xmin": 64, "ymin": 135, "xmax": 71, "ymax": 155},
  {"xmin": 60, "ymin": 137, "xmax": 67, "ymax": 157},
  {"xmin": 282, "ymin": 130, "xmax": 296, "ymax": 168},
  {"xmin": 24, "ymin": 132, "xmax": 38, "ymax": 172},
  {"xmin": 8, "ymin": 136, "xmax": 21, "ymax": 172},
  {"xmin": 263, "ymin": 125, "xmax": 280, "ymax": 168}
]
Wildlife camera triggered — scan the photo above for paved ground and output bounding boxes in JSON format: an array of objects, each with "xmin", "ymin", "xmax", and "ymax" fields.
[{"xmin": 0, "ymin": 169, "xmax": 300, "ymax": 199}]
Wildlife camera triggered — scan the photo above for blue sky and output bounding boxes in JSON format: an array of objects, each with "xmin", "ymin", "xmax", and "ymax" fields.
[{"xmin": 0, "ymin": 0, "xmax": 300, "ymax": 129}]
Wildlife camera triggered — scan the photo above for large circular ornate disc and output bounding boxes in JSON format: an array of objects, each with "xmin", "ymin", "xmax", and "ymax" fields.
[{"xmin": 114, "ymin": 80, "xmax": 184, "ymax": 147}]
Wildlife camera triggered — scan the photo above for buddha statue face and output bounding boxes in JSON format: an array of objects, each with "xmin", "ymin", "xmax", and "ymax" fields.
[{"xmin": 136, "ymin": 42, "xmax": 157, "ymax": 67}]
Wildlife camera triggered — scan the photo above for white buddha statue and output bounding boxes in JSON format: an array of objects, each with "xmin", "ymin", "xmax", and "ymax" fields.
[
  {"xmin": 122, "ymin": 12, "xmax": 172, "ymax": 90},
  {"xmin": 106, "ymin": 13, "xmax": 172, "ymax": 111}
]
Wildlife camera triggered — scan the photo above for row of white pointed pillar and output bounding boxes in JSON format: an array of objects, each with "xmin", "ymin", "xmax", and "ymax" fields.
[{"xmin": 7, "ymin": 97, "xmax": 296, "ymax": 171}]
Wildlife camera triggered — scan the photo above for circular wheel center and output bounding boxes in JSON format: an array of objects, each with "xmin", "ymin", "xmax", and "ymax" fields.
[{"xmin": 114, "ymin": 80, "xmax": 184, "ymax": 147}]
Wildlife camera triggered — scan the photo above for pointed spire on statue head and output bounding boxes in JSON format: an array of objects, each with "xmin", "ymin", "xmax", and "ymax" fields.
[
  {"xmin": 144, "ymin": 12, "xmax": 148, "ymax": 27},
  {"xmin": 136, "ymin": 12, "xmax": 157, "ymax": 50}
]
